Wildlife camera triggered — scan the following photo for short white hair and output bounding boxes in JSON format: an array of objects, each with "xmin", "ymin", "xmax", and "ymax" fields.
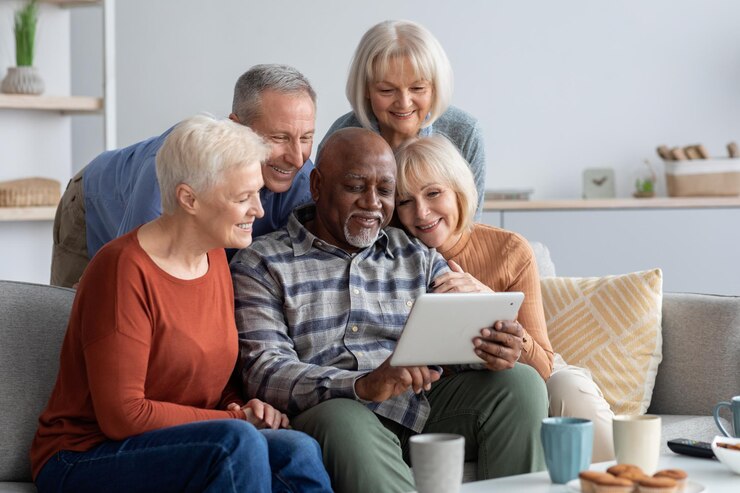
[
  {"xmin": 395, "ymin": 135, "xmax": 478, "ymax": 234},
  {"xmin": 346, "ymin": 20, "xmax": 453, "ymax": 130},
  {"xmin": 156, "ymin": 114, "xmax": 270, "ymax": 214}
]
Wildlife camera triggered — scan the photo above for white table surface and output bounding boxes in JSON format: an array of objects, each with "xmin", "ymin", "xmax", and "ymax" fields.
[{"xmin": 458, "ymin": 453, "xmax": 740, "ymax": 492}]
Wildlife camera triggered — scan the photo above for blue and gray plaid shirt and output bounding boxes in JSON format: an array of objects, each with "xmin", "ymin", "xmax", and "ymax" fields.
[{"xmin": 231, "ymin": 205, "xmax": 449, "ymax": 432}]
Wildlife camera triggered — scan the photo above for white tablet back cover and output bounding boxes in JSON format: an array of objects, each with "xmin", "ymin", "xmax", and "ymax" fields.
[{"xmin": 390, "ymin": 292, "xmax": 524, "ymax": 366}]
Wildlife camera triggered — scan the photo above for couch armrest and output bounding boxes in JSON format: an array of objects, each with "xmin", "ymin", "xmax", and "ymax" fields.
[{"xmin": 648, "ymin": 292, "xmax": 740, "ymax": 416}]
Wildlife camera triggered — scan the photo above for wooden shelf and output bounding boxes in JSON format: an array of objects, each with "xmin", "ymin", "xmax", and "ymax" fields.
[
  {"xmin": 41, "ymin": 0, "xmax": 100, "ymax": 6},
  {"xmin": 483, "ymin": 197, "xmax": 740, "ymax": 212},
  {"xmin": 0, "ymin": 94, "xmax": 102, "ymax": 113},
  {"xmin": 0, "ymin": 206, "xmax": 56, "ymax": 222}
]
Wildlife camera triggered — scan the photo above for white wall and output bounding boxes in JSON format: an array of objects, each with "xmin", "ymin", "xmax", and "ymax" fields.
[
  {"xmin": 70, "ymin": 5, "xmax": 104, "ymax": 171},
  {"xmin": 4, "ymin": 1, "xmax": 740, "ymax": 286},
  {"xmin": 101, "ymin": 0, "xmax": 740, "ymax": 200}
]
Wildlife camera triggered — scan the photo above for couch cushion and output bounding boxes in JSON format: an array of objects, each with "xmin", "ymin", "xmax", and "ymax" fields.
[
  {"xmin": 541, "ymin": 269, "xmax": 663, "ymax": 415},
  {"xmin": 658, "ymin": 415, "xmax": 726, "ymax": 454},
  {"xmin": 530, "ymin": 241, "xmax": 556, "ymax": 278},
  {"xmin": 0, "ymin": 482, "xmax": 37, "ymax": 493},
  {"xmin": 0, "ymin": 281, "xmax": 74, "ymax": 482},
  {"xmin": 649, "ymin": 292, "xmax": 740, "ymax": 416}
]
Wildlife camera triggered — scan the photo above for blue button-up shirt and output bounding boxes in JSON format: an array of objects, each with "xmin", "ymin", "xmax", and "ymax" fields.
[
  {"xmin": 231, "ymin": 205, "xmax": 449, "ymax": 432},
  {"xmin": 83, "ymin": 126, "xmax": 313, "ymax": 257}
]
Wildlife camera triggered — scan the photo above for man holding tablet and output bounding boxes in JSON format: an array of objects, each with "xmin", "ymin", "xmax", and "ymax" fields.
[{"xmin": 231, "ymin": 128, "xmax": 548, "ymax": 493}]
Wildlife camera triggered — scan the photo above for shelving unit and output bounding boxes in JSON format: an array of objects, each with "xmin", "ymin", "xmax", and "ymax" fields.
[
  {"xmin": 42, "ymin": 0, "xmax": 99, "ymax": 6},
  {"xmin": 0, "ymin": 206, "xmax": 57, "ymax": 221},
  {"xmin": 0, "ymin": 0, "xmax": 113, "ymax": 227},
  {"xmin": 483, "ymin": 196, "xmax": 740, "ymax": 212},
  {"xmin": 0, "ymin": 0, "xmax": 114, "ymax": 283},
  {"xmin": 0, "ymin": 94, "xmax": 102, "ymax": 112}
]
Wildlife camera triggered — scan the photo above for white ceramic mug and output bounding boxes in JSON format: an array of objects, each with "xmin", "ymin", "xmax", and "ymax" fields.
[
  {"xmin": 409, "ymin": 433, "xmax": 465, "ymax": 493},
  {"xmin": 612, "ymin": 415, "xmax": 662, "ymax": 475}
]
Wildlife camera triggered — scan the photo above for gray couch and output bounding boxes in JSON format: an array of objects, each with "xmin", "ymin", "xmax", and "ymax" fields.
[{"xmin": 1, "ymin": 266, "xmax": 739, "ymax": 490}]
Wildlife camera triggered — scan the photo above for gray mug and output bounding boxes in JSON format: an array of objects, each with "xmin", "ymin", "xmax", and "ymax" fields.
[{"xmin": 713, "ymin": 395, "xmax": 740, "ymax": 438}]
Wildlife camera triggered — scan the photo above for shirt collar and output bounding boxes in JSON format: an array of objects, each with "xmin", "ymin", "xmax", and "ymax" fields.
[
  {"xmin": 259, "ymin": 187, "xmax": 274, "ymax": 200},
  {"xmin": 287, "ymin": 204, "xmax": 393, "ymax": 258}
]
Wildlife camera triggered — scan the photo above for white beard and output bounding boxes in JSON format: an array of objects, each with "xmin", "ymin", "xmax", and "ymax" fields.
[{"xmin": 344, "ymin": 221, "xmax": 380, "ymax": 248}]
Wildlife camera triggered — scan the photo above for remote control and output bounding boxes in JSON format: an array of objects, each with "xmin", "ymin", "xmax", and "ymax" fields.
[{"xmin": 666, "ymin": 438, "xmax": 715, "ymax": 459}]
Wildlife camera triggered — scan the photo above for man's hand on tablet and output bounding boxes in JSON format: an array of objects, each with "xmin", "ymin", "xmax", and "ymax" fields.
[
  {"xmin": 473, "ymin": 320, "xmax": 523, "ymax": 371},
  {"xmin": 355, "ymin": 356, "xmax": 441, "ymax": 402}
]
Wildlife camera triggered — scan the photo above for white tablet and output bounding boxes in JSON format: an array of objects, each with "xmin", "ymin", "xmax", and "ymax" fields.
[{"xmin": 390, "ymin": 292, "xmax": 525, "ymax": 366}]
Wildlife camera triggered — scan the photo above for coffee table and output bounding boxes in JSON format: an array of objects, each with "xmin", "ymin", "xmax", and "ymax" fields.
[{"xmin": 459, "ymin": 453, "xmax": 739, "ymax": 492}]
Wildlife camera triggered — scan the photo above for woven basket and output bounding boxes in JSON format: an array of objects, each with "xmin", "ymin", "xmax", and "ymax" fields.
[{"xmin": 0, "ymin": 177, "xmax": 61, "ymax": 207}]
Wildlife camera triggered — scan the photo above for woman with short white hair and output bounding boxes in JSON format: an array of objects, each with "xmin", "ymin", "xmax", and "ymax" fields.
[
  {"xmin": 395, "ymin": 135, "xmax": 615, "ymax": 462},
  {"xmin": 31, "ymin": 115, "xmax": 332, "ymax": 492},
  {"xmin": 321, "ymin": 19, "xmax": 486, "ymax": 214}
]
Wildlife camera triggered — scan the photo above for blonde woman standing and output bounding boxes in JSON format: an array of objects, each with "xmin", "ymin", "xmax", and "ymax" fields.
[{"xmin": 321, "ymin": 19, "xmax": 486, "ymax": 214}]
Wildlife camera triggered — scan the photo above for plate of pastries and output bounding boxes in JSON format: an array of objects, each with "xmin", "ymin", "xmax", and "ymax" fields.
[{"xmin": 567, "ymin": 464, "xmax": 702, "ymax": 493}]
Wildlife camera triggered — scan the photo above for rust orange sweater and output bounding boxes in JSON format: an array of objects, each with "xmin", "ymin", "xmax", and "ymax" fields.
[
  {"xmin": 30, "ymin": 229, "xmax": 244, "ymax": 479},
  {"xmin": 439, "ymin": 223, "xmax": 554, "ymax": 379}
]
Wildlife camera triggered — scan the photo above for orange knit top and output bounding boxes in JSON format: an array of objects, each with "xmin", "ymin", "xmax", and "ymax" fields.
[
  {"xmin": 438, "ymin": 223, "xmax": 554, "ymax": 379},
  {"xmin": 30, "ymin": 229, "xmax": 244, "ymax": 479}
]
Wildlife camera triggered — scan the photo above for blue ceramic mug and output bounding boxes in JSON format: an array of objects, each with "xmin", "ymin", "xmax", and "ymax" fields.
[
  {"xmin": 541, "ymin": 417, "xmax": 593, "ymax": 484},
  {"xmin": 714, "ymin": 396, "xmax": 740, "ymax": 438}
]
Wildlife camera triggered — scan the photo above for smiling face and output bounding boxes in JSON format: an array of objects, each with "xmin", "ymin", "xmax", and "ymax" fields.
[
  {"xmin": 195, "ymin": 162, "xmax": 264, "ymax": 250},
  {"xmin": 247, "ymin": 90, "xmax": 315, "ymax": 193},
  {"xmin": 311, "ymin": 129, "xmax": 396, "ymax": 252},
  {"xmin": 396, "ymin": 178, "xmax": 461, "ymax": 252},
  {"xmin": 367, "ymin": 56, "xmax": 434, "ymax": 148}
]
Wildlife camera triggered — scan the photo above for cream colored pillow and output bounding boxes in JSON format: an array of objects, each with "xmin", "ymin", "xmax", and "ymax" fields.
[{"xmin": 541, "ymin": 269, "xmax": 663, "ymax": 415}]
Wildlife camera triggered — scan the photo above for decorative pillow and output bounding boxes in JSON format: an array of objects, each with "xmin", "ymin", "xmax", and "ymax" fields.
[{"xmin": 541, "ymin": 269, "xmax": 663, "ymax": 415}]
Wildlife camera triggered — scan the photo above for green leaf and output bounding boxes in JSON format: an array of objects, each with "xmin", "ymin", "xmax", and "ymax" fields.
[{"xmin": 14, "ymin": 1, "xmax": 38, "ymax": 67}]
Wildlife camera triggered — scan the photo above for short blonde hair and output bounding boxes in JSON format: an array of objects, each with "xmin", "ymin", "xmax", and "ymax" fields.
[
  {"xmin": 346, "ymin": 20, "xmax": 453, "ymax": 131},
  {"xmin": 394, "ymin": 135, "xmax": 478, "ymax": 234},
  {"xmin": 156, "ymin": 114, "xmax": 270, "ymax": 214}
]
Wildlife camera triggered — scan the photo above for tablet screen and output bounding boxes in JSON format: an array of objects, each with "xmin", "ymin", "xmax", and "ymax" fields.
[{"xmin": 390, "ymin": 292, "xmax": 524, "ymax": 366}]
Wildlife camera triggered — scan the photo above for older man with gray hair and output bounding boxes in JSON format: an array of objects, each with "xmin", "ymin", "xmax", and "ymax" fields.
[{"xmin": 51, "ymin": 64, "xmax": 316, "ymax": 288}]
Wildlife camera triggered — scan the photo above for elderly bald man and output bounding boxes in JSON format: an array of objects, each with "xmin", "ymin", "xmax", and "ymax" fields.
[{"xmin": 231, "ymin": 127, "xmax": 547, "ymax": 493}]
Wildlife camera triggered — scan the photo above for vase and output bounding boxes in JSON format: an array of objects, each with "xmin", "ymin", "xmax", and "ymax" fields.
[{"xmin": 1, "ymin": 66, "xmax": 45, "ymax": 95}]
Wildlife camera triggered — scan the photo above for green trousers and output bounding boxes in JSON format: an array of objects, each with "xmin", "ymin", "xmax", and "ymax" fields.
[{"xmin": 292, "ymin": 363, "xmax": 548, "ymax": 493}]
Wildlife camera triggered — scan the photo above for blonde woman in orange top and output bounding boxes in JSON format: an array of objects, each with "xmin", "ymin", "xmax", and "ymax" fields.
[
  {"xmin": 394, "ymin": 135, "xmax": 615, "ymax": 461},
  {"xmin": 31, "ymin": 115, "xmax": 332, "ymax": 492}
]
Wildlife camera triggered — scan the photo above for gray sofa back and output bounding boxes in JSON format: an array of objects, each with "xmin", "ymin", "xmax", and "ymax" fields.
[
  {"xmin": 1, "ymin": 278, "xmax": 739, "ymax": 484},
  {"xmin": 649, "ymin": 292, "xmax": 740, "ymax": 415},
  {"xmin": 0, "ymin": 281, "xmax": 74, "ymax": 483}
]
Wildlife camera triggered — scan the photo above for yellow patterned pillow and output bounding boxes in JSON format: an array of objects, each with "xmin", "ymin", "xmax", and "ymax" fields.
[{"xmin": 541, "ymin": 269, "xmax": 663, "ymax": 415}]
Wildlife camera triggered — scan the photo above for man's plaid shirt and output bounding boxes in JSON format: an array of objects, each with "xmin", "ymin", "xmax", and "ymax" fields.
[{"xmin": 230, "ymin": 205, "xmax": 449, "ymax": 432}]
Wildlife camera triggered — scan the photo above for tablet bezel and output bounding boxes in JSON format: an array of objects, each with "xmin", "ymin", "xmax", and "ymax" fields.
[{"xmin": 389, "ymin": 292, "xmax": 525, "ymax": 366}]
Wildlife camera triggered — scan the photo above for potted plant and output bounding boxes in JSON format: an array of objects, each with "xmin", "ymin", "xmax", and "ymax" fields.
[
  {"xmin": 1, "ymin": 0, "xmax": 45, "ymax": 95},
  {"xmin": 633, "ymin": 159, "xmax": 657, "ymax": 198}
]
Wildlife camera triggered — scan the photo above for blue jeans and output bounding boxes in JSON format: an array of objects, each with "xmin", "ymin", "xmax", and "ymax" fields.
[{"xmin": 36, "ymin": 420, "xmax": 333, "ymax": 493}]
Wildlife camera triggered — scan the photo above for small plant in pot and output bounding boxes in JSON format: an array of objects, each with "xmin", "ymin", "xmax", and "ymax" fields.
[
  {"xmin": 633, "ymin": 159, "xmax": 657, "ymax": 198},
  {"xmin": 1, "ymin": 0, "xmax": 45, "ymax": 95}
]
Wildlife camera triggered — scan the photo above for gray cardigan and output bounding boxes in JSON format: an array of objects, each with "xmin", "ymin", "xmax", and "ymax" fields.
[{"xmin": 320, "ymin": 106, "xmax": 486, "ymax": 215}]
